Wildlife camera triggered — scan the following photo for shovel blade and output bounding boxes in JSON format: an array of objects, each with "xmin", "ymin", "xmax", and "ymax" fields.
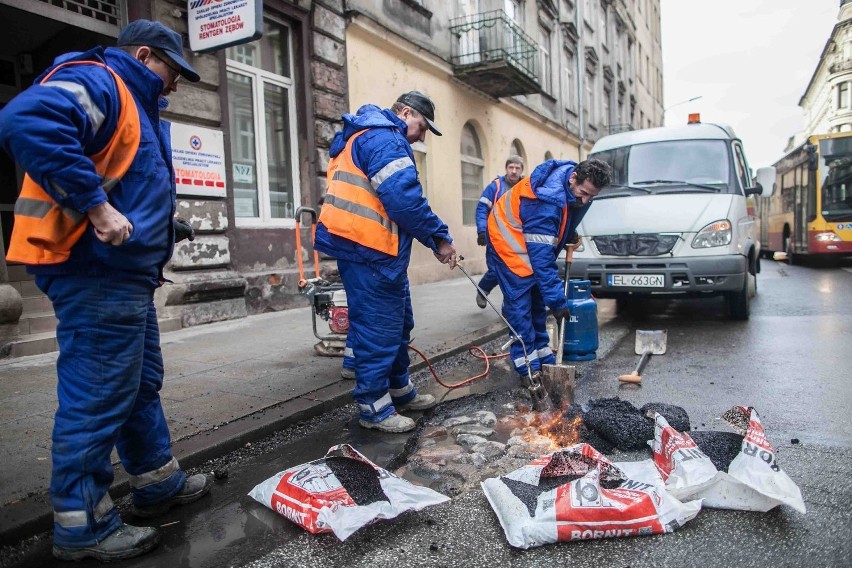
[
  {"xmin": 540, "ymin": 363, "xmax": 576, "ymax": 408},
  {"xmin": 634, "ymin": 330, "xmax": 667, "ymax": 355}
]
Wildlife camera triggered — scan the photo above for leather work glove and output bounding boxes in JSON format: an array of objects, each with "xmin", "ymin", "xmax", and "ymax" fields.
[
  {"xmin": 566, "ymin": 231, "xmax": 580, "ymax": 246},
  {"xmin": 477, "ymin": 232, "xmax": 486, "ymax": 247},
  {"xmin": 174, "ymin": 217, "xmax": 195, "ymax": 243},
  {"xmin": 550, "ymin": 306, "xmax": 571, "ymax": 324}
]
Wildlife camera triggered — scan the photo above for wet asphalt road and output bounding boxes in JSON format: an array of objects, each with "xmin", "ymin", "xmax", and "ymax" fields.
[{"xmin": 3, "ymin": 258, "xmax": 851, "ymax": 567}]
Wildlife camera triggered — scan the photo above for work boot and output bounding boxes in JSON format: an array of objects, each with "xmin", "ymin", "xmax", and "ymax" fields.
[
  {"xmin": 476, "ymin": 292, "xmax": 488, "ymax": 309},
  {"xmin": 359, "ymin": 412, "xmax": 416, "ymax": 433},
  {"xmin": 131, "ymin": 473, "xmax": 214, "ymax": 519},
  {"xmin": 53, "ymin": 523, "xmax": 160, "ymax": 562},
  {"xmin": 341, "ymin": 367, "xmax": 356, "ymax": 380},
  {"xmin": 397, "ymin": 393, "xmax": 437, "ymax": 412}
]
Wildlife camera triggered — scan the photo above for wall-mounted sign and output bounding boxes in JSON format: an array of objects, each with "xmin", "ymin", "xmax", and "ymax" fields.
[
  {"xmin": 171, "ymin": 122, "xmax": 227, "ymax": 198},
  {"xmin": 188, "ymin": 0, "xmax": 263, "ymax": 53}
]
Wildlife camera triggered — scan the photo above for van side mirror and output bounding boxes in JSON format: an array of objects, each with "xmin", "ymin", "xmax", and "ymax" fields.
[{"xmin": 746, "ymin": 166, "xmax": 776, "ymax": 197}]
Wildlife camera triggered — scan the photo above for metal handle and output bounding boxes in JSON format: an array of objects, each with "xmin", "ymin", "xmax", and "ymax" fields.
[
  {"xmin": 635, "ymin": 350, "xmax": 652, "ymax": 375},
  {"xmin": 555, "ymin": 245, "xmax": 575, "ymax": 363}
]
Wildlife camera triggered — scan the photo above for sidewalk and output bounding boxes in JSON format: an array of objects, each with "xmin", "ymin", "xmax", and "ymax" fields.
[{"xmin": 0, "ymin": 274, "xmax": 510, "ymax": 544}]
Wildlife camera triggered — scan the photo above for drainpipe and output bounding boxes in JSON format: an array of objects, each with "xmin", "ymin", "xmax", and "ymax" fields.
[{"xmin": 576, "ymin": 0, "xmax": 586, "ymax": 160}]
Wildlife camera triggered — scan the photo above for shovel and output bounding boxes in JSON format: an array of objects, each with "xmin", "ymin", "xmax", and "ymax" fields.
[
  {"xmin": 541, "ymin": 244, "xmax": 578, "ymax": 408},
  {"xmin": 618, "ymin": 330, "xmax": 667, "ymax": 383}
]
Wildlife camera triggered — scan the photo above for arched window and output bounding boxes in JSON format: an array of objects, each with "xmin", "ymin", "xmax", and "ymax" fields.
[
  {"xmin": 461, "ymin": 123, "xmax": 484, "ymax": 226},
  {"xmin": 510, "ymin": 139, "xmax": 526, "ymax": 164}
]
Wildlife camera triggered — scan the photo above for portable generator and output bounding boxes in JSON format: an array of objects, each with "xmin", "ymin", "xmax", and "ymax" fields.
[{"xmin": 295, "ymin": 207, "xmax": 349, "ymax": 357}]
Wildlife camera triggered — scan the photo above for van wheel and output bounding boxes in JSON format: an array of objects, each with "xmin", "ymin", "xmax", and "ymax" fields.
[{"xmin": 727, "ymin": 276, "xmax": 750, "ymax": 320}]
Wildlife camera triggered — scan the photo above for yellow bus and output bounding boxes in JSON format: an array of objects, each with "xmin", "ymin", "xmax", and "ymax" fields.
[{"xmin": 756, "ymin": 132, "xmax": 852, "ymax": 263}]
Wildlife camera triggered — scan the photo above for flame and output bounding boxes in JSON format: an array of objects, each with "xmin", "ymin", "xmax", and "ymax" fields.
[{"xmin": 537, "ymin": 412, "xmax": 583, "ymax": 449}]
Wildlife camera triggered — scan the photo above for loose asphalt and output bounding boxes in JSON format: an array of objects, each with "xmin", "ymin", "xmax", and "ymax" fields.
[{"xmin": 0, "ymin": 272, "xmax": 627, "ymax": 546}]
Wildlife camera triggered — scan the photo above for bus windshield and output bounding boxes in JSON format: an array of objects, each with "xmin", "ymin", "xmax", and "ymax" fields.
[
  {"xmin": 820, "ymin": 137, "xmax": 852, "ymax": 221},
  {"xmin": 593, "ymin": 140, "xmax": 731, "ymax": 195}
]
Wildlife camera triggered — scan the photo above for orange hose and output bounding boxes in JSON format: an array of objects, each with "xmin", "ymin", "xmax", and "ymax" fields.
[{"xmin": 407, "ymin": 343, "xmax": 508, "ymax": 389}]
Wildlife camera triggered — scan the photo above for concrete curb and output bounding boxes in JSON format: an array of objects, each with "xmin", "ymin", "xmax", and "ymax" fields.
[{"xmin": 0, "ymin": 322, "xmax": 509, "ymax": 546}]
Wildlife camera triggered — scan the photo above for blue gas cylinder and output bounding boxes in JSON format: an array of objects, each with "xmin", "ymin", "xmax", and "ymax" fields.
[{"xmin": 563, "ymin": 279, "xmax": 598, "ymax": 361}]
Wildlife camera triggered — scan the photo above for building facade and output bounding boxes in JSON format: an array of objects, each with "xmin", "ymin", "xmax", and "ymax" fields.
[
  {"xmin": 0, "ymin": 0, "xmax": 661, "ymax": 357},
  {"xmin": 797, "ymin": 0, "xmax": 852, "ymax": 146}
]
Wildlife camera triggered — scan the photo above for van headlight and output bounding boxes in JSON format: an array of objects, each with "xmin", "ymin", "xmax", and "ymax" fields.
[{"xmin": 692, "ymin": 220, "xmax": 732, "ymax": 248}]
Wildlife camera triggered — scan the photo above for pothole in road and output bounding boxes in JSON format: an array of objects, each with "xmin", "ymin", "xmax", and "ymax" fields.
[{"xmin": 394, "ymin": 391, "xmax": 708, "ymax": 497}]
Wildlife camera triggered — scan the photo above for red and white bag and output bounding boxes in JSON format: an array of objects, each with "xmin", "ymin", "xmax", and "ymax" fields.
[
  {"xmin": 481, "ymin": 443, "xmax": 701, "ymax": 549},
  {"xmin": 248, "ymin": 444, "xmax": 449, "ymax": 541},
  {"xmin": 652, "ymin": 413, "xmax": 719, "ymax": 500},
  {"xmin": 651, "ymin": 406, "xmax": 806, "ymax": 514}
]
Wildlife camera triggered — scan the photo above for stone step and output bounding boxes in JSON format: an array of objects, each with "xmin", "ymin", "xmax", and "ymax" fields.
[
  {"xmin": 21, "ymin": 295, "xmax": 52, "ymax": 314},
  {"xmin": 5, "ymin": 317, "xmax": 183, "ymax": 359},
  {"xmin": 7, "ymin": 331, "xmax": 57, "ymax": 358},
  {"xmin": 17, "ymin": 311, "xmax": 58, "ymax": 335},
  {"xmin": 5, "ymin": 278, "xmax": 43, "ymax": 299}
]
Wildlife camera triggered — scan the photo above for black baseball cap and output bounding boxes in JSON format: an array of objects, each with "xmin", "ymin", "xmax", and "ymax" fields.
[
  {"xmin": 118, "ymin": 19, "xmax": 200, "ymax": 83},
  {"xmin": 396, "ymin": 91, "xmax": 442, "ymax": 136}
]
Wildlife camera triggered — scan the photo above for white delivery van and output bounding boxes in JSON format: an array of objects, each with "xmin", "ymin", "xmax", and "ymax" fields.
[{"xmin": 570, "ymin": 116, "xmax": 776, "ymax": 320}]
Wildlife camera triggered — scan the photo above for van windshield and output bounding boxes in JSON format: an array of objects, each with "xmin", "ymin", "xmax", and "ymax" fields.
[{"xmin": 592, "ymin": 140, "xmax": 731, "ymax": 195}]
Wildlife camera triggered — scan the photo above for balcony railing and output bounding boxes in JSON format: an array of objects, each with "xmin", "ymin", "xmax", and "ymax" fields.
[{"xmin": 449, "ymin": 10, "xmax": 541, "ymax": 98}]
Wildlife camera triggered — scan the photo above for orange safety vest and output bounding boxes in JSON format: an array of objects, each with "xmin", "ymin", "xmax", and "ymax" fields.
[
  {"xmin": 318, "ymin": 130, "xmax": 399, "ymax": 256},
  {"xmin": 488, "ymin": 176, "xmax": 568, "ymax": 277},
  {"xmin": 6, "ymin": 61, "xmax": 141, "ymax": 265}
]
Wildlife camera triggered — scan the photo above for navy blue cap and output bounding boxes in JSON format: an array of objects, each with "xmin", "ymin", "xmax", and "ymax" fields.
[
  {"xmin": 396, "ymin": 91, "xmax": 441, "ymax": 136},
  {"xmin": 118, "ymin": 19, "xmax": 200, "ymax": 83}
]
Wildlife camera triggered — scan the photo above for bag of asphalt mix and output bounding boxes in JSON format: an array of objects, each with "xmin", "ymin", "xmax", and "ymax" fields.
[
  {"xmin": 651, "ymin": 406, "xmax": 806, "ymax": 514},
  {"xmin": 248, "ymin": 444, "xmax": 449, "ymax": 540},
  {"xmin": 481, "ymin": 443, "xmax": 701, "ymax": 549}
]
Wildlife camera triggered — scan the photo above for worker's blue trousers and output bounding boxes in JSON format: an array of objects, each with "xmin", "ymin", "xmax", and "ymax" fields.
[
  {"xmin": 502, "ymin": 284, "xmax": 555, "ymax": 377},
  {"xmin": 337, "ymin": 260, "xmax": 418, "ymax": 422},
  {"xmin": 37, "ymin": 275, "xmax": 186, "ymax": 547},
  {"xmin": 343, "ymin": 335, "xmax": 354, "ymax": 371},
  {"xmin": 477, "ymin": 245, "xmax": 499, "ymax": 295},
  {"xmin": 477, "ymin": 268, "xmax": 499, "ymax": 296}
]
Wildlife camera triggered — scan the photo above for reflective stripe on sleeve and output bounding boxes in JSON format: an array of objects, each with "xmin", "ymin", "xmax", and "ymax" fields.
[
  {"xmin": 42, "ymin": 80, "xmax": 105, "ymax": 133},
  {"xmin": 344, "ymin": 347, "xmax": 354, "ymax": 358},
  {"xmin": 371, "ymin": 157, "xmax": 414, "ymax": 190},
  {"xmin": 129, "ymin": 456, "xmax": 179, "ymax": 489},
  {"xmin": 479, "ymin": 196, "xmax": 493, "ymax": 208},
  {"xmin": 524, "ymin": 233, "xmax": 557, "ymax": 245}
]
